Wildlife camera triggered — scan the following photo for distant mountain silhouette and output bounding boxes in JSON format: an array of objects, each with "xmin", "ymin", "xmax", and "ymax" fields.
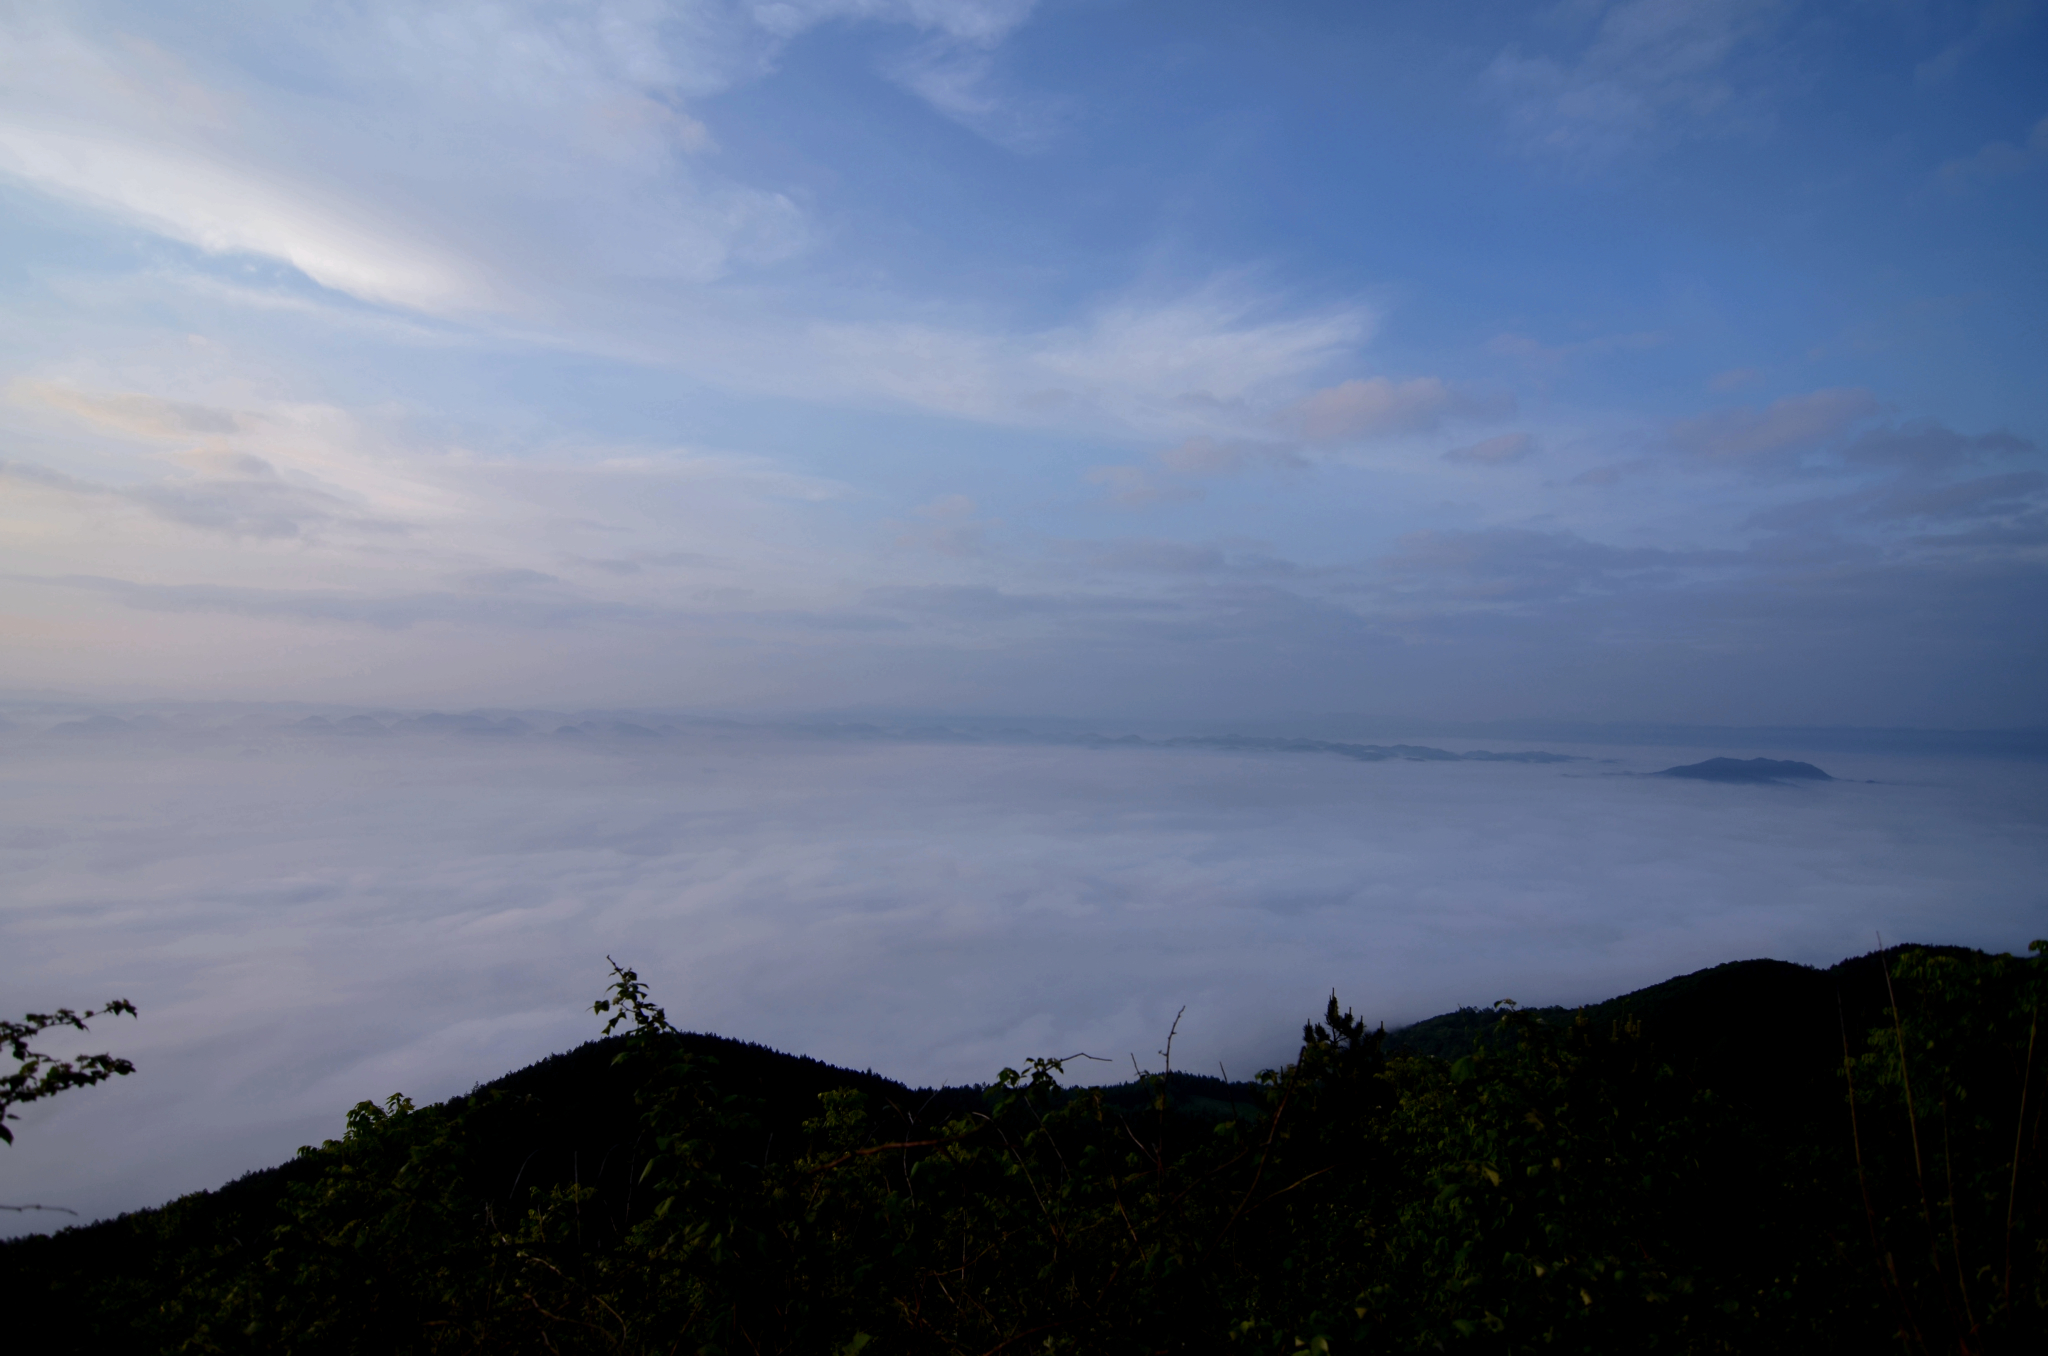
[
  {"xmin": 50, "ymin": 714, "xmax": 132, "ymax": 735},
  {"xmin": 1654, "ymin": 756, "xmax": 1832, "ymax": 783}
]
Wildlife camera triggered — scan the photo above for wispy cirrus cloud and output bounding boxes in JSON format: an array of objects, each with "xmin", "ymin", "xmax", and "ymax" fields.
[
  {"xmin": 1485, "ymin": 0, "xmax": 1783, "ymax": 164},
  {"xmin": 1915, "ymin": 0, "xmax": 2042, "ymax": 85},
  {"xmin": 1939, "ymin": 114, "xmax": 2048, "ymax": 187},
  {"xmin": 1444, "ymin": 432, "xmax": 1535, "ymax": 465},
  {"xmin": 1666, "ymin": 388, "xmax": 1882, "ymax": 464},
  {"xmin": 882, "ymin": 32, "xmax": 1070, "ymax": 151},
  {"xmin": 1287, "ymin": 377, "xmax": 1510, "ymax": 445},
  {"xmin": 0, "ymin": 5, "xmax": 1359, "ymax": 457},
  {"xmin": 0, "ymin": 455, "xmax": 400, "ymax": 541},
  {"xmin": 1083, "ymin": 370, "xmax": 1509, "ymax": 506},
  {"xmin": 1378, "ymin": 526, "xmax": 1715, "ymax": 604},
  {"xmin": 11, "ymin": 382, "xmax": 250, "ymax": 439},
  {"xmin": 0, "ymin": 1, "xmax": 1039, "ymax": 319}
]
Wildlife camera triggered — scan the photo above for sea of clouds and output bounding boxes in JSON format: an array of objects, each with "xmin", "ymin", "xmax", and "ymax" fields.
[{"xmin": 3, "ymin": 707, "xmax": 2044, "ymax": 1234}]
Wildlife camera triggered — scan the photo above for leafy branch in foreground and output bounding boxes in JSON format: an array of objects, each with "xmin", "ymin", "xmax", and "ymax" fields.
[{"xmin": 1, "ymin": 998, "xmax": 137, "ymax": 1146}]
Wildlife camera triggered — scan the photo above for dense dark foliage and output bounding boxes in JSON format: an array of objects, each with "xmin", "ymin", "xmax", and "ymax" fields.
[{"xmin": 5, "ymin": 942, "xmax": 2043, "ymax": 1354}]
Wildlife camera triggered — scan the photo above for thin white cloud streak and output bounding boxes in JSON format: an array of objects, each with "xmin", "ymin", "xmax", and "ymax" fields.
[
  {"xmin": 1078, "ymin": 366, "xmax": 1516, "ymax": 506},
  {"xmin": 1, "ymin": 379, "xmax": 855, "ymax": 585},
  {"xmin": 0, "ymin": 0, "xmax": 1025, "ymax": 294},
  {"xmin": 2, "ymin": 719, "xmax": 2042, "ymax": 1235},
  {"xmin": 2, "ymin": 372, "xmax": 2040, "ymax": 721},
  {"xmin": 1939, "ymin": 113, "xmax": 2048, "ymax": 187},
  {"xmin": 881, "ymin": 31, "xmax": 1071, "ymax": 151},
  {"xmin": 0, "ymin": 11, "xmax": 493, "ymax": 311},
  {"xmin": 1445, "ymin": 432, "xmax": 1534, "ymax": 464},
  {"xmin": 4, "ymin": 352, "xmax": 2042, "ymax": 726},
  {"xmin": 1290, "ymin": 376, "xmax": 1501, "ymax": 444},
  {"xmin": 0, "ymin": 1, "xmax": 1032, "ymax": 311},
  {"xmin": 799, "ymin": 286, "xmax": 1370, "ymax": 437},
  {"xmin": 0, "ymin": 4, "xmax": 1370, "ymax": 443},
  {"xmin": 1667, "ymin": 388, "xmax": 1882, "ymax": 463},
  {"xmin": 0, "ymin": 124, "xmax": 492, "ymax": 312},
  {"xmin": 1487, "ymin": 0, "xmax": 1783, "ymax": 164}
]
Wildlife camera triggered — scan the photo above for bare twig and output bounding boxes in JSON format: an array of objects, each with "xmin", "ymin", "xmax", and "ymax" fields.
[
  {"xmin": 1223, "ymin": 1060, "xmax": 1301, "ymax": 1237},
  {"xmin": 1111, "ymin": 1186, "xmax": 1143, "ymax": 1248},
  {"xmin": 1878, "ymin": 938, "xmax": 1934, "ymax": 1226},
  {"xmin": 800, "ymin": 1134, "xmax": 965, "ymax": 1176},
  {"xmin": 2005, "ymin": 1003, "xmax": 2037, "ymax": 1304},
  {"xmin": 1940, "ymin": 1103, "xmax": 1978, "ymax": 1335},
  {"xmin": 986, "ymin": 1119, "xmax": 1072, "ymax": 1264},
  {"xmin": 1841, "ymin": 986, "xmax": 1925, "ymax": 1350},
  {"xmin": 1120, "ymin": 1114, "xmax": 1154, "ymax": 1164},
  {"xmin": 1879, "ymin": 935, "xmax": 1979, "ymax": 1346},
  {"xmin": 1156, "ymin": 1007, "xmax": 1184, "ymax": 1189},
  {"xmin": 1047, "ymin": 1052, "xmax": 1112, "ymax": 1069},
  {"xmin": 1252, "ymin": 1165, "xmax": 1334, "ymax": 1209},
  {"xmin": 1161, "ymin": 1139, "xmax": 1260, "ymax": 1213},
  {"xmin": 971, "ymin": 1321, "xmax": 1063, "ymax": 1356}
]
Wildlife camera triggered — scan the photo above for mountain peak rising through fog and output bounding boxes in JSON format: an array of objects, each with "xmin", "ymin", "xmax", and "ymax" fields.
[{"xmin": 1655, "ymin": 757, "xmax": 1835, "ymax": 784}]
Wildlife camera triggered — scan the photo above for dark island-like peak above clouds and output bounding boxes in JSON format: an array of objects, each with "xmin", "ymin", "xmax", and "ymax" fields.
[{"xmin": 1655, "ymin": 757, "xmax": 1833, "ymax": 784}]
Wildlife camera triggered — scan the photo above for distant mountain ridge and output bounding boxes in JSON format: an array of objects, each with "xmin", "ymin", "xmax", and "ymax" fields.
[
  {"xmin": 9, "ymin": 702, "xmax": 2047, "ymax": 759},
  {"xmin": 17, "ymin": 710, "xmax": 1588, "ymax": 767},
  {"xmin": 1085, "ymin": 734, "xmax": 1581, "ymax": 764}
]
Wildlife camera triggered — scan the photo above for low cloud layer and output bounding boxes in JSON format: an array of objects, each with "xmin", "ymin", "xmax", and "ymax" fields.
[{"xmin": 3, "ymin": 712, "xmax": 2042, "ymax": 1234}]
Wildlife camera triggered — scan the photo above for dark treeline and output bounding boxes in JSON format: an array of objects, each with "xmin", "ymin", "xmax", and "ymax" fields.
[{"xmin": 4, "ymin": 942, "xmax": 2043, "ymax": 1354}]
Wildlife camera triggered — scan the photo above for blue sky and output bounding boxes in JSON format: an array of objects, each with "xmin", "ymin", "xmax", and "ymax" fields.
[{"xmin": 1, "ymin": 0, "xmax": 2044, "ymax": 724}]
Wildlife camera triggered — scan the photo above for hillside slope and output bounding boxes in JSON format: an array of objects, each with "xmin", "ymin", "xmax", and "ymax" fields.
[{"xmin": 4, "ymin": 941, "xmax": 2040, "ymax": 1354}]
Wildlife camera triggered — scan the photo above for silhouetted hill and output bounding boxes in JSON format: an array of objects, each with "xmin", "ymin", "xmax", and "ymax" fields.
[
  {"xmin": 1384, "ymin": 946, "xmax": 1995, "ymax": 1150},
  {"xmin": 6, "ymin": 944, "xmax": 1946, "ymax": 1275},
  {"xmin": 0, "ymin": 1030, "xmax": 1252, "ymax": 1331},
  {"xmin": 1654, "ymin": 756, "xmax": 1833, "ymax": 782},
  {"xmin": 4, "ymin": 940, "xmax": 2038, "ymax": 1354}
]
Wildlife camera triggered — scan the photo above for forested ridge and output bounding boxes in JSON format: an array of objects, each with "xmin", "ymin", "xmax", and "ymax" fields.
[{"xmin": 4, "ymin": 941, "xmax": 2043, "ymax": 1354}]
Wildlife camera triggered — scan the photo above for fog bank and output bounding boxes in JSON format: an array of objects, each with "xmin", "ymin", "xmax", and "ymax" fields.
[{"xmin": 3, "ymin": 712, "xmax": 2043, "ymax": 1234}]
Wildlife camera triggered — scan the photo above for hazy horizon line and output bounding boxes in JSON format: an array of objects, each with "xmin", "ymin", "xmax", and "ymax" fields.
[{"xmin": 3, "ymin": 695, "xmax": 2044, "ymax": 758}]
